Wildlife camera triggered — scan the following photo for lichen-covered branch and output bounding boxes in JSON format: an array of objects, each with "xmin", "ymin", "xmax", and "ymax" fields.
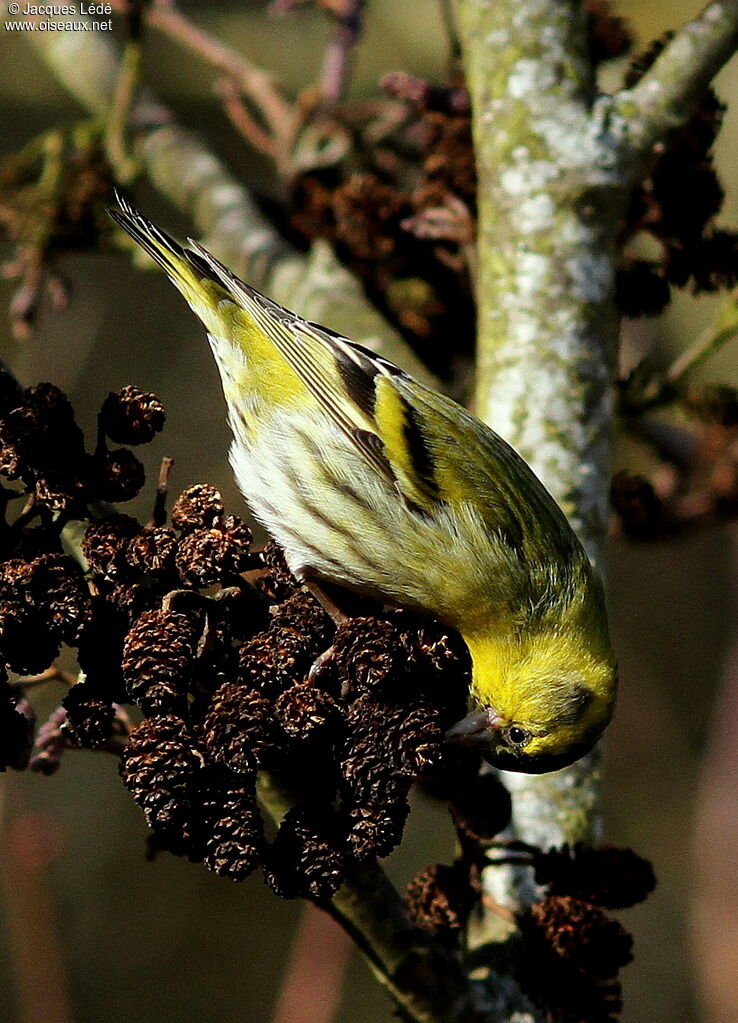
[
  {"xmin": 256, "ymin": 773, "xmax": 472, "ymax": 1023},
  {"xmin": 13, "ymin": 11, "xmax": 437, "ymax": 385},
  {"xmin": 614, "ymin": 0, "xmax": 738, "ymax": 165},
  {"xmin": 455, "ymin": 0, "xmax": 617, "ymax": 552},
  {"xmin": 453, "ymin": 0, "xmax": 738, "ymax": 1004}
]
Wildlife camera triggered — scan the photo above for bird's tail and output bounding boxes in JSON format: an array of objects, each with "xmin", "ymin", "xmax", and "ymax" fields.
[{"xmin": 108, "ymin": 192, "xmax": 228, "ymax": 331}]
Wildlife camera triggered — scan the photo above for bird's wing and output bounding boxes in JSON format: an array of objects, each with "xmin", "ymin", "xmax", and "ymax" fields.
[
  {"xmin": 187, "ymin": 241, "xmax": 444, "ymax": 513},
  {"xmin": 109, "ymin": 198, "xmax": 570, "ymax": 547},
  {"xmin": 187, "ymin": 240, "xmax": 571, "ymax": 545}
]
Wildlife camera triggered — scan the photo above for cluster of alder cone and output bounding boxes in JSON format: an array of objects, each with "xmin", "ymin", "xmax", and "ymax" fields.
[{"xmin": 0, "ymin": 375, "xmax": 655, "ymax": 1022}]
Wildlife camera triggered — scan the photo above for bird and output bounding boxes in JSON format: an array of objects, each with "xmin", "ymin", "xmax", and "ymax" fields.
[{"xmin": 109, "ymin": 194, "xmax": 617, "ymax": 775}]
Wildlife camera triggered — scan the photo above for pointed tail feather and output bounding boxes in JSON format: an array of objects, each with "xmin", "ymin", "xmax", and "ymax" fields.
[
  {"xmin": 108, "ymin": 192, "xmax": 231, "ymax": 327},
  {"xmin": 108, "ymin": 192, "xmax": 188, "ymax": 278}
]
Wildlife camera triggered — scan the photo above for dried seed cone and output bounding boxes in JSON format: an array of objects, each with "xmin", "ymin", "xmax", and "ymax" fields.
[
  {"xmin": 176, "ymin": 519, "xmax": 252, "ymax": 586},
  {"xmin": 202, "ymin": 683, "xmax": 279, "ymax": 775},
  {"xmin": 171, "ymin": 484, "xmax": 225, "ymax": 532},
  {"xmin": 610, "ymin": 471, "xmax": 663, "ymax": 538},
  {"xmin": 257, "ymin": 539, "xmax": 298, "ymax": 602},
  {"xmin": 100, "ymin": 386, "xmax": 165, "ymax": 445},
  {"xmin": 95, "ymin": 449, "xmax": 146, "ymax": 503},
  {"xmin": 28, "ymin": 553, "xmax": 92, "ymax": 643},
  {"xmin": 238, "ymin": 591, "xmax": 334, "ymax": 698},
  {"xmin": 265, "ymin": 804, "xmax": 345, "ymax": 901},
  {"xmin": 128, "ymin": 527, "xmax": 178, "ymax": 575},
  {"xmin": 521, "ymin": 895, "xmax": 633, "ymax": 978},
  {"xmin": 119, "ymin": 715, "xmax": 208, "ymax": 852},
  {"xmin": 204, "ymin": 784, "xmax": 264, "ymax": 881},
  {"xmin": 332, "ymin": 617, "xmax": 405, "ymax": 698},
  {"xmin": 0, "ymin": 596, "xmax": 60, "ymax": 675},
  {"xmin": 62, "ymin": 682, "xmax": 115, "ymax": 748},
  {"xmin": 122, "ymin": 609, "xmax": 200, "ymax": 715},
  {"xmin": 347, "ymin": 797, "xmax": 410, "ymax": 862},
  {"xmin": 533, "ymin": 844, "xmax": 656, "ymax": 910},
  {"xmin": 395, "ymin": 702, "xmax": 443, "ymax": 776},
  {"xmin": 274, "ymin": 683, "xmax": 342, "ymax": 741},
  {"xmin": 83, "ymin": 515, "xmax": 140, "ymax": 579},
  {"xmin": 449, "ymin": 772, "xmax": 512, "ymax": 842},
  {"xmin": 517, "ymin": 895, "xmax": 634, "ymax": 1023},
  {"xmin": 404, "ymin": 862, "xmax": 476, "ymax": 939}
]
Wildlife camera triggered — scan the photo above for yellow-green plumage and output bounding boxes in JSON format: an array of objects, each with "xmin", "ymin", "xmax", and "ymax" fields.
[{"xmin": 110, "ymin": 196, "xmax": 617, "ymax": 774}]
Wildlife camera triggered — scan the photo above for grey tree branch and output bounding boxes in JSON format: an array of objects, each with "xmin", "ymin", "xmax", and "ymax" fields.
[
  {"xmin": 454, "ymin": 0, "xmax": 738, "ymax": 1015},
  {"xmin": 256, "ymin": 773, "xmax": 473, "ymax": 1023},
  {"xmin": 613, "ymin": 0, "xmax": 738, "ymax": 166},
  {"xmin": 14, "ymin": 11, "xmax": 437, "ymax": 385}
]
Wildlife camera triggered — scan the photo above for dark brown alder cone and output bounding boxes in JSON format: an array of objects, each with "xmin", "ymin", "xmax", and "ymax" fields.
[
  {"xmin": 121, "ymin": 609, "xmax": 201, "ymax": 716},
  {"xmin": 171, "ymin": 484, "xmax": 225, "ymax": 532},
  {"xmin": 120, "ymin": 716, "xmax": 214, "ymax": 861},
  {"xmin": 404, "ymin": 862, "xmax": 476, "ymax": 940},
  {"xmin": 128, "ymin": 527, "xmax": 178, "ymax": 575},
  {"xmin": 610, "ymin": 471, "xmax": 664, "ymax": 539},
  {"xmin": 347, "ymin": 797, "xmax": 410, "ymax": 861},
  {"xmin": 0, "ymin": 594, "xmax": 60, "ymax": 674},
  {"xmin": 332, "ymin": 616, "xmax": 406, "ymax": 699},
  {"xmin": 238, "ymin": 591, "xmax": 334, "ymax": 698},
  {"xmin": 264, "ymin": 803, "xmax": 345, "ymax": 901},
  {"xmin": 521, "ymin": 896, "xmax": 633, "ymax": 978},
  {"xmin": 273, "ymin": 683, "xmax": 342, "ymax": 741},
  {"xmin": 76, "ymin": 597, "xmax": 129, "ymax": 704},
  {"xmin": 99, "ymin": 386, "xmax": 166, "ymax": 445},
  {"xmin": 94, "ymin": 448, "xmax": 146, "ymax": 503},
  {"xmin": 27, "ymin": 553, "xmax": 92, "ymax": 643},
  {"xmin": 256, "ymin": 539, "xmax": 297, "ymax": 602},
  {"xmin": 82, "ymin": 515, "xmax": 140, "ymax": 579},
  {"xmin": 176, "ymin": 518, "xmax": 252, "ymax": 586},
  {"xmin": 108, "ymin": 581, "xmax": 163, "ymax": 625},
  {"xmin": 517, "ymin": 895, "xmax": 634, "ymax": 1023},
  {"xmin": 203, "ymin": 783, "xmax": 265, "ymax": 881},
  {"xmin": 395, "ymin": 701, "xmax": 443, "ymax": 775},
  {"xmin": 449, "ymin": 772, "xmax": 512, "ymax": 842},
  {"xmin": 62, "ymin": 682, "xmax": 115, "ymax": 748},
  {"xmin": 533, "ymin": 845, "xmax": 656, "ymax": 910},
  {"xmin": 202, "ymin": 683, "xmax": 280, "ymax": 775}
]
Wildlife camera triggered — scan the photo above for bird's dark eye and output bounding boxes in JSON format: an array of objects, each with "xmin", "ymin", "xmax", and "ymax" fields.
[{"xmin": 506, "ymin": 726, "xmax": 531, "ymax": 748}]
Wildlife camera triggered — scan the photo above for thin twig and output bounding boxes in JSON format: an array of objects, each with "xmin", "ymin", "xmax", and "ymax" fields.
[
  {"xmin": 320, "ymin": 0, "xmax": 366, "ymax": 106},
  {"xmin": 439, "ymin": 0, "xmax": 462, "ymax": 65},
  {"xmin": 215, "ymin": 77, "xmax": 278, "ymax": 161},
  {"xmin": 16, "ymin": 666, "xmax": 77, "ymax": 689},
  {"xmin": 613, "ymin": 0, "xmax": 738, "ymax": 167},
  {"xmin": 255, "ymin": 771, "xmax": 475, "ymax": 1023},
  {"xmin": 108, "ymin": 0, "xmax": 299, "ymax": 175},
  {"xmin": 149, "ymin": 455, "xmax": 174, "ymax": 528},
  {"xmin": 20, "ymin": 16, "xmax": 440, "ymax": 384},
  {"xmin": 666, "ymin": 300, "xmax": 738, "ymax": 385},
  {"xmin": 105, "ymin": 37, "xmax": 143, "ymax": 182}
]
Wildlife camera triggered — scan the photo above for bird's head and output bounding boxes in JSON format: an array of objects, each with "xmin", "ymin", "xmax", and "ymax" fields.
[{"xmin": 447, "ymin": 622, "xmax": 617, "ymax": 774}]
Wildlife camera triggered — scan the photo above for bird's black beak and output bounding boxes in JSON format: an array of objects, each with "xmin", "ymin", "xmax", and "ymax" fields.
[{"xmin": 445, "ymin": 707, "xmax": 502, "ymax": 746}]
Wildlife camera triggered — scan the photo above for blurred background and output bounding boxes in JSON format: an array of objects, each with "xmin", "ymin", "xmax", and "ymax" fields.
[{"xmin": 0, "ymin": 1, "xmax": 737, "ymax": 1021}]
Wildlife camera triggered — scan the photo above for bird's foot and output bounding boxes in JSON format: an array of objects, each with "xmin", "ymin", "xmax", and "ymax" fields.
[{"xmin": 307, "ymin": 644, "xmax": 337, "ymax": 686}]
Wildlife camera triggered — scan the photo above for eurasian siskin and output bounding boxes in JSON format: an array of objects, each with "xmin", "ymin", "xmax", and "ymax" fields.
[{"xmin": 110, "ymin": 196, "xmax": 617, "ymax": 775}]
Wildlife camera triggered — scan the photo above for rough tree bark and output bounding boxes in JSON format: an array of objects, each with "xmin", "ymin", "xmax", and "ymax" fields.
[{"xmin": 456, "ymin": 0, "xmax": 738, "ymax": 1007}]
